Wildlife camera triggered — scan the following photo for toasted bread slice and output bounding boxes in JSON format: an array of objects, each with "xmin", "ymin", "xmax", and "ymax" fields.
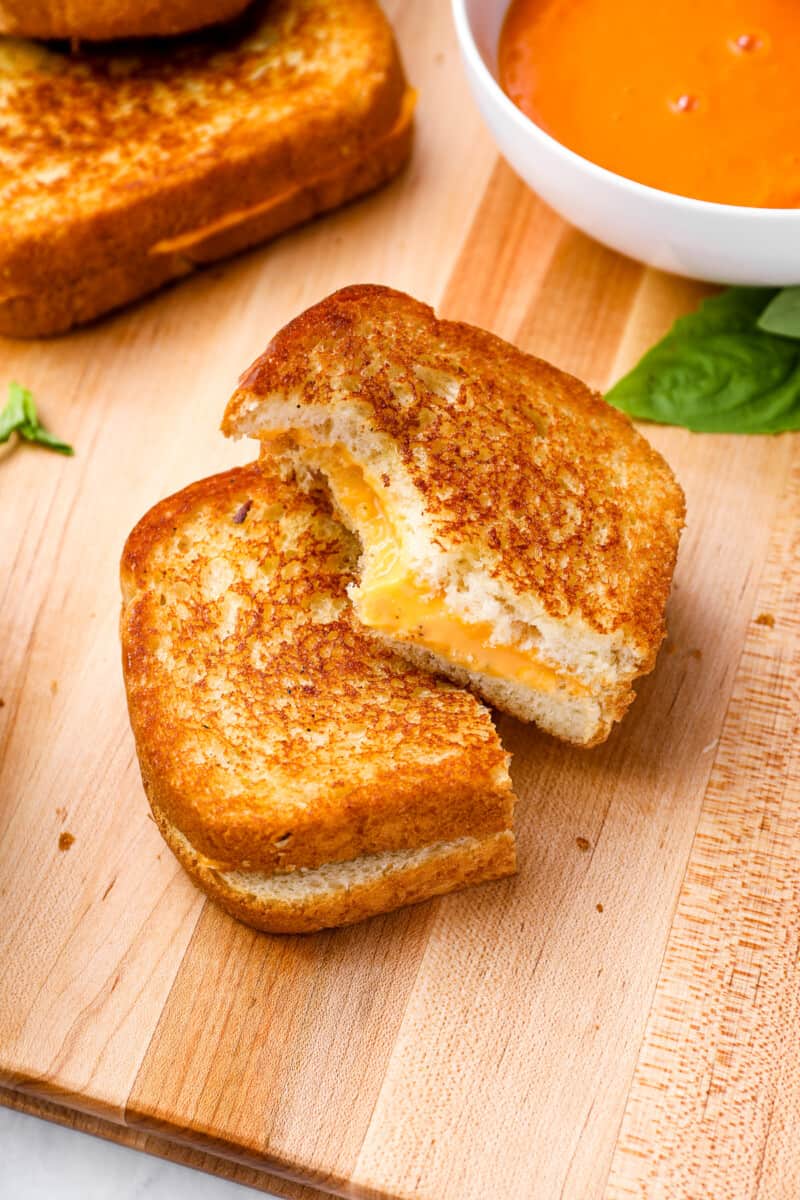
[
  {"xmin": 224, "ymin": 285, "xmax": 686, "ymax": 747},
  {"xmin": 0, "ymin": 1, "xmax": 412, "ymax": 336},
  {"xmin": 0, "ymin": 0, "xmax": 250, "ymax": 40},
  {"xmin": 120, "ymin": 463, "xmax": 516, "ymax": 932},
  {"xmin": 155, "ymin": 806, "xmax": 516, "ymax": 934}
]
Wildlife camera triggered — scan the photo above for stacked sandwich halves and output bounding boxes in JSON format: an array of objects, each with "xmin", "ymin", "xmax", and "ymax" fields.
[
  {"xmin": 0, "ymin": 1, "xmax": 413, "ymax": 335},
  {"xmin": 121, "ymin": 286, "xmax": 686, "ymax": 934}
]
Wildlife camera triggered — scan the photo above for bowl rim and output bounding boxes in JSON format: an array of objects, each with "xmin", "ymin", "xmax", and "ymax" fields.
[{"xmin": 452, "ymin": 0, "xmax": 800, "ymax": 222}]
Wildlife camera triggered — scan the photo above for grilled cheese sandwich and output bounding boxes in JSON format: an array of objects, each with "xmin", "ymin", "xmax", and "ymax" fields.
[
  {"xmin": 0, "ymin": 1, "xmax": 413, "ymax": 336},
  {"xmin": 0, "ymin": 0, "xmax": 251, "ymax": 39},
  {"xmin": 226, "ymin": 285, "xmax": 686, "ymax": 746},
  {"xmin": 120, "ymin": 462, "xmax": 516, "ymax": 933}
]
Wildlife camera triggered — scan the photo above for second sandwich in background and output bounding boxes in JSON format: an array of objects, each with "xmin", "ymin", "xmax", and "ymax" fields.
[
  {"xmin": 0, "ymin": 0, "xmax": 252, "ymax": 39},
  {"xmin": 224, "ymin": 285, "xmax": 685, "ymax": 747},
  {"xmin": 0, "ymin": 1, "xmax": 413, "ymax": 336}
]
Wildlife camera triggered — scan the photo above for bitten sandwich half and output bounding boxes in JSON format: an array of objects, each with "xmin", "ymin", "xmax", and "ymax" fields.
[
  {"xmin": 224, "ymin": 285, "xmax": 686, "ymax": 746},
  {"xmin": 120, "ymin": 463, "xmax": 516, "ymax": 934},
  {"xmin": 0, "ymin": 1, "xmax": 412, "ymax": 336}
]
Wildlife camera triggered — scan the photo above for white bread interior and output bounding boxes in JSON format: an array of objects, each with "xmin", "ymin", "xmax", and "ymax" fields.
[
  {"xmin": 155, "ymin": 806, "xmax": 516, "ymax": 934},
  {"xmin": 385, "ymin": 640, "xmax": 628, "ymax": 746}
]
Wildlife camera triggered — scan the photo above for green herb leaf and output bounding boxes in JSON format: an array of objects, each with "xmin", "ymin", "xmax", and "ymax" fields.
[
  {"xmin": 606, "ymin": 287, "xmax": 800, "ymax": 434},
  {"xmin": 0, "ymin": 382, "xmax": 74, "ymax": 454},
  {"xmin": 756, "ymin": 286, "xmax": 800, "ymax": 340},
  {"xmin": 0, "ymin": 382, "xmax": 28, "ymax": 441},
  {"xmin": 18, "ymin": 381, "xmax": 39, "ymax": 429},
  {"xmin": 18, "ymin": 424, "xmax": 75, "ymax": 454}
]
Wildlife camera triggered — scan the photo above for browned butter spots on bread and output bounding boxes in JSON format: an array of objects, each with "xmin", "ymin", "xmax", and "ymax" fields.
[
  {"xmin": 0, "ymin": 1, "xmax": 400, "ymax": 221},
  {"xmin": 120, "ymin": 463, "xmax": 513, "ymax": 873},
  {"xmin": 0, "ymin": 0, "xmax": 251, "ymax": 41},
  {"xmin": 227, "ymin": 285, "xmax": 686, "ymax": 656},
  {"xmin": 0, "ymin": 0, "xmax": 409, "ymax": 334}
]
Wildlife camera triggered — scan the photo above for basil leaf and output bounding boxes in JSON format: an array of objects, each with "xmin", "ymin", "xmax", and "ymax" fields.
[
  {"xmin": 16, "ymin": 381, "xmax": 39, "ymax": 430},
  {"xmin": 606, "ymin": 287, "xmax": 800, "ymax": 434},
  {"xmin": 18, "ymin": 424, "xmax": 75, "ymax": 455},
  {"xmin": 0, "ymin": 382, "xmax": 28, "ymax": 442},
  {"xmin": 757, "ymin": 286, "xmax": 800, "ymax": 340},
  {"xmin": 0, "ymin": 382, "xmax": 74, "ymax": 454}
]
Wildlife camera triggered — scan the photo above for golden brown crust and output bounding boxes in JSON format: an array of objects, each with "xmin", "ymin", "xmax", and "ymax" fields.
[
  {"xmin": 154, "ymin": 806, "xmax": 517, "ymax": 935},
  {"xmin": 225, "ymin": 285, "xmax": 686, "ymax": 659},
  {"xmin": 0, "ymin": 0, "xmax": 250, "ymax": 39},
  {"xmin": 0, "ymin": 2, "xmax": 411, "ymax": 336},
  {"xmin": 0, "ymin": 106, "xmax": 413, "ymax": 337},
  {"xmin": 121, "ymin": 464, "xmax": 514, "ymax": 874}
]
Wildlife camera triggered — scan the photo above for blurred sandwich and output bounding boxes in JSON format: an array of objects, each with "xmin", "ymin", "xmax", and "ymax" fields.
[
  {"xmin": 0, "ymin": 0, "xmax": 250, "ymax": 40},
  {"xmin": 224, "ymin": 285, "xmax": 685, "ymax": 747},
  {"xmin": 120, "ymin": 463, "xmax": 516, "ymax": 934},
  {"xmin": 0, "ymin": 1, "xmax": 413, "ymax": 336}
]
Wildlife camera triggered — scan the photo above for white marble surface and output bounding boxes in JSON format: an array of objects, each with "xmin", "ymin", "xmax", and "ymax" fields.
[{"xmin": 0, "ymin": 1108, "xmax": 280, "ymax": 1199}]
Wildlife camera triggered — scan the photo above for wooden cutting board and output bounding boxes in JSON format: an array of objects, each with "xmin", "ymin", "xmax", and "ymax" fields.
[{"xmin": 1, "ymin": 3, "xmax": 798, "ymax": 1198}]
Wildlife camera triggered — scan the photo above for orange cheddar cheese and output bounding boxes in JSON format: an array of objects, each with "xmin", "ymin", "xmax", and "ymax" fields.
[{"xmin": 291, "ymin": 439, "xmax": 588, "ymax": 698}]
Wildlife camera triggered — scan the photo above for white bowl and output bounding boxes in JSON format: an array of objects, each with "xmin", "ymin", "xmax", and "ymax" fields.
[{"xmin": 452, "ymin": 0, "xmax": 800, "ymax": 284}]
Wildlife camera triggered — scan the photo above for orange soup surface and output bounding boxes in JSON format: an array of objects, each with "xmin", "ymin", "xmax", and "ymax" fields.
[{"xmin": 499, "ymin": 0, "xmax": 800, "ymax": 207}]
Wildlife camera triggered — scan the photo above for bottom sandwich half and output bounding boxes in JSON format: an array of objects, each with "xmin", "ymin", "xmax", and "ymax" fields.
[{"xmin": 120, "ymin": 462, "xmax": 516, "ymax": 934}]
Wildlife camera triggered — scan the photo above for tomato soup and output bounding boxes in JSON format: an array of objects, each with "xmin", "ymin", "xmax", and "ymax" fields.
[{"xmin": 499, "ymin": 0, "xmax": 800, "ymax": 207}]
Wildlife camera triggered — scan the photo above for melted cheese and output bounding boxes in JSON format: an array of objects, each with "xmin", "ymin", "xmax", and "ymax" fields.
[
  {"xmin": 151, "ymin": 89, "xmax": 417, "ymax": 258},
  {"xmin": 290, "ymin": 439, "xmax": 586, "ymax": 697}
]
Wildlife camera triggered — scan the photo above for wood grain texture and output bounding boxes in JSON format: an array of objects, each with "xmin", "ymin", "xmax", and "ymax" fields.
[
  {"xmin": 606, "ymin": 459, "xmax": 800, "ymax": 1200},
  {"xmin": 0, "ymin": 2, "xmax": 798, "ymax": 1197},
  {"xmin": 0, "ymin": 1086, "xmax": 325, "ymax": 1199}
]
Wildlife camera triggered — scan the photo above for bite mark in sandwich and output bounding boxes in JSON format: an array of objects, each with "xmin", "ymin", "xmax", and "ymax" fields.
[{"xmin": 224, "ymin": 285, "xmax": 686, "ymax": 746}]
